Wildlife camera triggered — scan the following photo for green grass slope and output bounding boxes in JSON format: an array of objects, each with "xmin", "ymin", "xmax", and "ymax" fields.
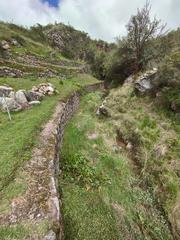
[{"xmin": 60, "ymin": 91, "xmax": 173, "ymax": 240}]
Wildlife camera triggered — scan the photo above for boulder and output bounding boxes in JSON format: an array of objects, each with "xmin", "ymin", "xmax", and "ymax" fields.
[
  {"xmin": 0, "ymin": 86, "xmax": 13, "ymax": 97},
  {"xmin": 25, "ymin": 90, "xmax": 43, "ymax": 102},
  {"xmin": 15, "ymin": 90, "xmax": 28, "ymax": 104},
  {"xmin": 135, "ymin": 68, "xmax": 158, "ymax": 95},
  {"xmin": 0, "ymin": 97, "xmax": 21, "ymax": 112}
]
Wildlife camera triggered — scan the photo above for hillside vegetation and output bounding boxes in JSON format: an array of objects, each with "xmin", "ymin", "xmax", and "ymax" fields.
[{"xmin": 0, "ymin": 1, "xmax": 179, "ymax": 239}]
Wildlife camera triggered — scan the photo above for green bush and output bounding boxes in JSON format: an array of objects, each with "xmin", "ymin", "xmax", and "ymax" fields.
[
  {"xmin": 104, "ymin": 41, "xmax": 136, "ymax": 86},
  {"xmin": 157, "ymin": 49, "xmax": 180, "ymax": 88}
]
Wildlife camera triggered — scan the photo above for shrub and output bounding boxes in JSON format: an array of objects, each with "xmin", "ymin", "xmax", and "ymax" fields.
[
  {"xmin": 157, "ymin": 49, "xmax": 180, "ymax": 88},
  {"xmin": 104, "ymin": 41, "xmax": 136, "ymax": 86}
]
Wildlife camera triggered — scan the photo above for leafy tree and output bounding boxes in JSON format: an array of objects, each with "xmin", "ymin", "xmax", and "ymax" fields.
[{"xmin": 126, "ymin": 1, "xmax": 166, "ymax": 70}]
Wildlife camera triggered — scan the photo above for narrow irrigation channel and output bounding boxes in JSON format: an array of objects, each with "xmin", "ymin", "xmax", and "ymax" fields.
[{"xmin": 59, "ymin": 91, "xmax": 173, "ymax": 240}]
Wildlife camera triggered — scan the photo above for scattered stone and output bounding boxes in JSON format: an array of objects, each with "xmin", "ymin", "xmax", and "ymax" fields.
[
  {"xmin": 32, "ymin": 83, "xmax": 57, "ymax": 96},
  {"xmin": 15, "ymin": 90, "xmax": 28, "ymax": 104},
  {"xmin": 0, "ymin": 83, "xmax": 56, "ymax": 113},
  {"xmin": 0, "ymin": 97, "xmax": 22, "ymax": 112},
  {"xmin": 0, "ymin": 86, "xmax": 13, "ymax": 97}
]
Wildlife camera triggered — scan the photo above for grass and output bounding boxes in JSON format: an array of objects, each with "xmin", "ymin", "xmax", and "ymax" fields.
[
  {"xmin": 104, "ymin": 83, "xmax": 180, "ymax": 236},
  {"xmin": 60, "ymin": 92, "xmax": 172, "ymax": 240},
  {"xmin": 0, "ymin": 74, "xmax": 99, "ymax": 220},
  {"xmin": 0, "ymin": 220, "xmax": 49, "ymax": 240}
]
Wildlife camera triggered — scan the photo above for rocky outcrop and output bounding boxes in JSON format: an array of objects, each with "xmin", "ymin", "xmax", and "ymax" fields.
[{"xmin": 135, "ymin": 68, "xmax": 158, "ymax": 95}]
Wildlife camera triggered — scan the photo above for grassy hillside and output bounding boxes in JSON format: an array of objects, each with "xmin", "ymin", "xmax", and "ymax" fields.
[
  {"xmin": 102, "ymin": 83, "xmax": 179, "ymax": 238},
  {"xmin": 60, "ymin": 91, "xmax": 173, "ymax": 240}
]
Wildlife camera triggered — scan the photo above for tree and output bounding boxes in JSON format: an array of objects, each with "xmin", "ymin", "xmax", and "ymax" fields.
[{"xmin": 126, "ymin": 1, "xmax": 166, "ymax": 70}]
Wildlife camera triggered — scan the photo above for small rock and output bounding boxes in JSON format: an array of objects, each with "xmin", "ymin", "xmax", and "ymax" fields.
[
  {"xmin": 87, "ymin": 132, "xmax": 99, "ymax": 140},
  {"xmin": 29, "ymin": 101, "xmax": 41, "ymax": 105},
  {"xmin": 126, "ymin": 142, "xmax": 133, "ymax": 150},
  {"xmin": 44, "ymin": 230, "xmax": 56, "ymax": 240}
]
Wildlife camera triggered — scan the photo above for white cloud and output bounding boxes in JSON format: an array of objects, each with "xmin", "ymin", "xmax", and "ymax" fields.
[{"xmin": 0, "ymin": 0, "xmax": 179, "ymax": 42}]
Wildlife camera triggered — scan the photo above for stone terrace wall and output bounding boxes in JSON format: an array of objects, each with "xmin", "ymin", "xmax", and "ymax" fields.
[{"xmin": 47, "ymin": 82, "xmax": 104, "ymax": 239}]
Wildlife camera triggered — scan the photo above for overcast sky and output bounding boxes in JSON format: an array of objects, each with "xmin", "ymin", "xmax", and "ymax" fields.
[{"xmin": 0, "ymin": 0, "xmax": 179, "ymax": 42}]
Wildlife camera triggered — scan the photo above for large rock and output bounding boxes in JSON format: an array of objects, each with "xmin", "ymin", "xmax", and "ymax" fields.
[
  {"xmin": 135, "ymin": 68, "xmax": 158, "ymax": 95},
  {"xmin": 0, "ymin": 86, "xmax": 13, "ymax": 97},
  {"xmin": 15, "ymin": 90, "xmax": 28, "ymax": 104},
  {"xmin": 25, "ymin": 90, "xmax": 43, "ymax": 102},
  {"xmin": 0, "ymin": 97, "xmax": 21, "ymax": 112}
]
